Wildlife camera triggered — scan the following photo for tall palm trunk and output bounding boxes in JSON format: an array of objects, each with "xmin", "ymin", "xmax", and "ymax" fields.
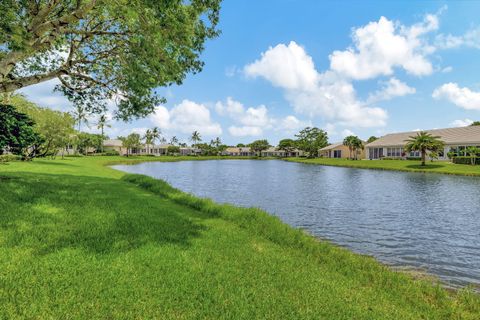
[{"xmin": 421, "ymin": 149, "xmax": 426, "ymax": 166}]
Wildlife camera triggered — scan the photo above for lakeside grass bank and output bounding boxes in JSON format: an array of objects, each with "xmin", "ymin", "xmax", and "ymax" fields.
[
  {"xmin": 286, "ymin": 157, "xmax": 480, "ymax": 177},
  {"xmin": 0, "ymin": 156, "xmax": 479, "ymax": 319}
]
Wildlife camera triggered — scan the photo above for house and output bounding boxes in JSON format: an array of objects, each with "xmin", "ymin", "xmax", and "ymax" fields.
[
  {"xmin": 103, "ymin": 139, "xmax": 127, "ymax": 155},
  {"xmin": 222, "ymin": 147, "xmax": 255, "ymax": 156},
  {"xmin": 260, "ymin": 147, "xmax": 304, "ymax": 157},
  {"xmin": 365, "ymin": 126, "xmax": 480, "ymax": 160},
  {"xmin": 103, "ymin": 140, "xmax": 199, "ymax": 156},
  {"xmin": 319, "ymin": 142, "xmax": 365, "ymax": 159}
]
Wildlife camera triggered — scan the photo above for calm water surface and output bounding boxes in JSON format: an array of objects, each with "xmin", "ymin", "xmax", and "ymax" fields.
[{"xmin": 113, "ymin": 160, "xmax": 480, "ymax": 288}]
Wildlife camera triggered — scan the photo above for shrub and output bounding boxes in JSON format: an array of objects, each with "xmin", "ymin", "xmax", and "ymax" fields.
[
  {"xmin": 64, "ymin": 154, "xmax": 84, "ymax": 158},
  {"xmin": 453, "ymin": 156, "xmax": 479, "ymax": 165},
  {"xmin": 104, "ymin": 151, "xmax": 120, "ymax": 156},
  {"xmin": 406, "ymin": 157, "xmax": 422, "ymax": 161},
  {"xmin": 0, "ymin": 154, "xmax": 21, "ymax": 163}
]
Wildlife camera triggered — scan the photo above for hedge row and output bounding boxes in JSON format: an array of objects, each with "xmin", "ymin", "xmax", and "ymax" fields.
[{"xmin": 453, "ymin": 156, "xmax": 479, "ymax": 165}]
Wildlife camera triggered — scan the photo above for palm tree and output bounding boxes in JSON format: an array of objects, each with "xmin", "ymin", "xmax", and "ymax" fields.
[
  {"xmin": 151, "ymin": 127, "xmax": 161, "ymax": 145},
  {"xmin": 465, "ymin": 146, "xmax": 480, "ymax": 165},
  {"xmin": 404, "ymin": 131, "xmax": 444, "ymax": 166},
  {"xmin": 343, "ymin": 136, "xmax": 363, "ymax": 160},
  {"xmin": 352, "ymin": 137, "xmax": 364, "ymax": 160},
  {"xmin": 190, "ymin": 130, "xmax": 202, "ymax": 147},
  {"xmin": 170, "ymin": 136, "xmax": 179, "ymax": 146},
  {"xmin": 71, "ymin": 105, "xmax": 89, "ymax": 132},
  {"xmin": 212, "ymin": 137, "xmax": 221, "ymax": 148},
  {"xmin": 343, "ymin": 136, "xmax": 356, "ymax": 159},
  {"xmin": 96, "ymin": 114, "xmax": 111, "ymax": 152},
  {"xmin": 143, "ymin": 129, "xmax": 154, "ymax": 154}
]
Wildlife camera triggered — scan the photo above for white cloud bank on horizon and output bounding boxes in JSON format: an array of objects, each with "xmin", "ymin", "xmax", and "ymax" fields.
[
  {"xmin": 216, "ymin": 97, "xmax": 311, "ymax": 137},
  {"xmin": 432, "ymin": 83, "xmax": 480, "ymax": 110}
]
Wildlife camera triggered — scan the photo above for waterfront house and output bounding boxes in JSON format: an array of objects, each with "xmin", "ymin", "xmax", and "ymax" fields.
[
  {"xmin": 103, "ymin": 139, "xmax": 199, "ymax": 156},
  {"xmin": 222, "ymin": 147, "xmax": 255, "ymax": 156},
  {"xmin": 365, "ymin": 126, "xmax": 480, "ymax": 160},
  {"xmin": 319, "ymin": 142, "xmax": 365, "ymax": 159}
]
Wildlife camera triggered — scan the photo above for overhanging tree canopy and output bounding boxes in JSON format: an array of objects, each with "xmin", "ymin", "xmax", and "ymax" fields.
[{"xmin": 0, "ymin": 0, "xmax": 221, "ymax": 120}]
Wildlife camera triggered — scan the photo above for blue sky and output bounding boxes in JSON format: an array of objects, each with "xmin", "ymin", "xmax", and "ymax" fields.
[{"xmin": 20, "ymin": 0, "xmax": 480, "ymax": 145}]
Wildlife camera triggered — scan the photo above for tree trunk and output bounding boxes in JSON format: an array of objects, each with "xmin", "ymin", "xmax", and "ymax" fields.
[{"xmin": 421, "ymin": 150, "xmax": 426, "ymax": 166}]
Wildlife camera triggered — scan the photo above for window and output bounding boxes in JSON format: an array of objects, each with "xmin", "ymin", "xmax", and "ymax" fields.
[
  {"xmin": 333, "ymin": 150, "xmax": 342, "ymax": 158},
  {"xmin": 387, "ymin": 147, "xmax": 403, "ymax": 157},
  {"xmin": 409, "ymin": 151, "xmax": 420, "ymax": 157}
]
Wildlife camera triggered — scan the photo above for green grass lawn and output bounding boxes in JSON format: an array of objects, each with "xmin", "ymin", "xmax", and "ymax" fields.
[
  {"xmin": 286, "ymin": 157, "xmax": 480, "ymax": 176},
  {"xmin": 0, "ymin": 156, "xmax": 479, "ymax": 319}
]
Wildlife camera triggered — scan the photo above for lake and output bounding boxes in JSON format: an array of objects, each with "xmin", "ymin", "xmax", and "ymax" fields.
[{"xmin": 113, "ymin": 159, "xmax": 480, "ymax": 288}]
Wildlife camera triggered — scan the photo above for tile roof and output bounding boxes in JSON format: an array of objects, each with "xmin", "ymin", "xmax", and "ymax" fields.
[
  {"xmin": 366, "ymin": 126, "xmax": 480, "ymax": 147},
  {"xmin": 319, "ymin": 142, "xmax": 344, "ymax": 151}
]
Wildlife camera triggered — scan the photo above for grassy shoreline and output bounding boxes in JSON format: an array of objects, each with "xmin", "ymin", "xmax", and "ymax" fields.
[
  {"xmin": 286, "ymin": 157, "xmax": 480, "ymax": 177},
  {"xmin": 0, "ymin": 156, "xmax": 479, "ymax": 318}
]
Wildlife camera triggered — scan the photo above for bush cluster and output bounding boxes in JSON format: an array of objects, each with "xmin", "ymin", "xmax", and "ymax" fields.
[
  {"xmin": 453, "ymin": 156, "xmax": 479, "ymax": 165},
  {"xmin": 0, "ymin": 154, "xmax": 22, "ymax": 163}
]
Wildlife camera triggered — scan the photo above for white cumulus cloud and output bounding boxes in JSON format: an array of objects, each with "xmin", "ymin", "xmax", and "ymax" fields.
[
  {"xmin": 244, "ymin": 42, "xmax": 388, "ymax": 127},
  {"xmin": 244, "ymin": 41, "xmax": 318, "ymax": 90},
  {"xmin": 278, "ymin": 115, "xmax": 312, "ymax": 133},
  {"xmin": 432, "ymin": 83, "xmax": 480, "ymax": 110},
  {"xmin": 150, "ymin": 100, "xmax": 222, "ymax": 136},
  {"xmin": 329, "ymin": 14, "xmax": 438, "ymax": 80},
  {"xmin": 228, "ymin": 126, "xmax": 263, "ymax": 137},
  {"xmin": 367, "ymin": 77, "xmax": 416, "ymax": 103}
]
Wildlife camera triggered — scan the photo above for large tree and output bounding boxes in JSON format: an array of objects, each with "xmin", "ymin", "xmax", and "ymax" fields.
[
  {"xmin": 10, "ymin": 94, "xmax": 75, "ymax": 157},
  {"xmin": 295, "ymin": 127, "xmax": 328, "ymax": 158},
  {"xmin": 0, "ymin": 0, "xmax": 221, "ymax": 120},
  {"xmin": 278, "ymin": 138, "xmax": 297, "ymax": 157},
  {"xmin": 119, "ymin": 133, "xmax": 141, "ymax": 157},
  {"xmin": 470, "ymin": 121, "xmax": 480, "ymax": 126},
  {"xmin": 248, "ymin": 139, "xmax": 270, "ymax": 157},
  {"xmin": 0, "ymin": 103, "xmax": 41, "ymax": 159},
  {"xmin": 404, "ymin": 132, "xmax": 444, "ymax": 166}
]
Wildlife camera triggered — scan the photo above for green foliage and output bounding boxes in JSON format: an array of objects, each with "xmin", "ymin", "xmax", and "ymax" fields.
[
  {"xmin": 77, "ymin": 132, "xmax": 104, "ymax": 155},
  {"xmin": 404, "ymin": 131, "xmax": 445, "ymax": 166},
  {"xmin": 236, "ymin": 143, "xmax": 245, "ymax": 147},
  {"xmin": 453, "ymin": 156, "xmax": 480, "ymax": 165},
  {"xmin": 0, "ymin": 0, "xmax": 221, "ymax": 120},
  {"xmin": 367, "ymin": 136, "xmax": 378, "ymax": 144},
  {"xmin": 248, "ymin": 139, "xmax": 270, "ymax": 156},
  {"xmin": 470, "ymin": 121, "xmax": 480, "ymax": 126},
  {"xmin": 190, "ymin": 131, "xmax": 202, "ymax": 147},
  {"xmin": 119, "ymin": 133, "xmax": 141, "ymax": 156},
  {"xmin": 343, "ymin": 135, "xmax": 364, "ymax": 160},
  {"xmin": 167, "ymin": 145, "xmax": 180, "ymax": 155},
  {"xmin": 295, "ymin": 127, "xmax": 328, "ymax": 157},
  {"xmin": 11, "ymin": 95, "xmax": 75, "ymax": 157},
  {"xmin": 278, "ymin": 138, "xmax": 297, "ymax": 155},
  {"xmin": 0, "ymin": 103, "xmax": 41, "ymax": 159},
  {"xmin": 103, "ymin": 150, "xmax": 120, "ymax": 156},
  {"xmin": 0, "ymin": 154, "xmax": 21, "ymax": 163}
]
